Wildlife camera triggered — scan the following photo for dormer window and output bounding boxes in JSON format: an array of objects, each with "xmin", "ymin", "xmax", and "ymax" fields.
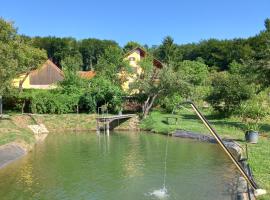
[{"xmin": 129, "ymin": 57, "xmax": 135, "ymax": 61}]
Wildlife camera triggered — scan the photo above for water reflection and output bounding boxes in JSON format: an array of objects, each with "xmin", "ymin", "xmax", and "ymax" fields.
[
  {"xmin": 123, "ymin": 133, "xmax": 144, "ymax": 178},
  {"xmin": 0, "ymin": 132, "xmax": 238, "ymax": 200},
  {"xmin": 98, "ymin": 133, "xmax": 110, "ymax": 154}
]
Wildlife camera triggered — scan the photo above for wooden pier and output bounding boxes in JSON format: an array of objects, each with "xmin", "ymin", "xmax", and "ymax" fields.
[{"xmin": 96, "ymin": 114, "xmax": 136, "ymax": 135}]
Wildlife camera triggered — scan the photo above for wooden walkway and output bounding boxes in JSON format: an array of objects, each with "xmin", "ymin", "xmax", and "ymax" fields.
[{"xmin": 96, "ymin": 114, "xmax": 135, "ymax": 135}]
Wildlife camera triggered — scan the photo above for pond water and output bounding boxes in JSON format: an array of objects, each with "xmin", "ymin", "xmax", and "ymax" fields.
[{"xmin": 0, "ymin": 132, "xmax": 238, "ymax": 200}]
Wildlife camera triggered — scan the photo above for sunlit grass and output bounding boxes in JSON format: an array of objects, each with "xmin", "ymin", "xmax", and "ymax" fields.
[{"xmin": 140, "ymin": 109, "xmax": 270, "ymax": 199}]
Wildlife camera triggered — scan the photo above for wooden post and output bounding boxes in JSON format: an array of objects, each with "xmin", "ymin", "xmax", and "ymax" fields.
[
  {"xmin": 96, "ymin": 119, "xmax": 100, "ymax": 134},
  {"xmin": 106, "ymin": 121, "xmax": 110, "ymax": 135},
  {"xmin": 0, "ymin": 95, "xmax": 2, "ymax": 118}
]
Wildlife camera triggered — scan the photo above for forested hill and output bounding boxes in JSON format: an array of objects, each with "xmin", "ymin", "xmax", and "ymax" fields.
[{"xmin": 21, "ymin": 18, "xmax": 270, "ymax": 72}]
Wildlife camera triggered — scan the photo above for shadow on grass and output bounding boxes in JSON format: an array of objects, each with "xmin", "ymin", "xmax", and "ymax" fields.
[
  {"xmin": 260, "ymin": 123, "xmax": 270, "ymax": 134},
  {"xmin": 161, "ymin": 120, "xmax": 169, "ymax": 125},
  {"xmin": 180, "ymin": 113, "xmax": 225, "ymax": 120},
  {"xmin": 180, "ymin": 113, "xmax": 245, "ymax": 131},
  {"xmin": 0, "ymin": 117, "xmax": 11, "ymax": 122},
  {"xmin": 211, "ymin": 120, "xmax": 245, "ymax": 130},
  {"xmin": 156, "ymin": 110, "xmax": 270, "ymax": 136}
]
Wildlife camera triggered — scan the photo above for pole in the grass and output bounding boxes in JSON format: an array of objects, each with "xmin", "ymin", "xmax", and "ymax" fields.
[
  {"xmin": 0, "ymin": 95, "xmax": 2, "ymax": 118},
  {"xmin": 181, "ymin": 101, "xmax": 266, "ymax": 196}
]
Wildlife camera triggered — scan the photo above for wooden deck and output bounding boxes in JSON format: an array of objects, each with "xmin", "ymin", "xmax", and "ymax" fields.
[{"xmin": 96, "ymin": 114, "xmax": 136, "ymax": 135}]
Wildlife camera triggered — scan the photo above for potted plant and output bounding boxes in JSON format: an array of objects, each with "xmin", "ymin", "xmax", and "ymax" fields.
[
  {"xmin": 239, "ymin": 99, "xmax": 267, "ymax": 144},
  {"xmin": 244, "ymin": 122, "xmax": 260, "ymax": 143}
]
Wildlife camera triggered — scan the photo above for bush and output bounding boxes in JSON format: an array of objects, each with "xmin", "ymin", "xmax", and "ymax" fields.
[
  {"xmin": 190, "ymin": 85, "xmax": 211, "ymax": 106},
  {"xmin": 5, "ymin": 74, "xmax": 125, "ymax": 114},
  {"xmin": 207, "ymin": 72, "xmax": 253, "ymax": 116},
  {"xmin": 160, "ymin": 94, "xmax": 183, "ymax": 113},
  {"xmin": 237, "ymin": 90, "xmax": 270, "ymax": 131},
  {"xmin": 79, "ymin": 92, "xmax": 96, "ymax": 113},
  {"xmin": 80, "ymin": 76, "xmax": 124, "ymax": 113},
  {"xmin": 30, "ymin": 90, "xmax": 79, "ymax": 114}
]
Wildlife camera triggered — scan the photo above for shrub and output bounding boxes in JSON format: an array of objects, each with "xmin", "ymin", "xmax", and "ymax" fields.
[
  {"xmin": 160, "ymin": 94, "xmax": 183, "ymax": 113},
  {"xmin": 177, "ymin": 60, "xmax": 209, "ymax": 86},
  {"xmin": 80, "ymin": 76, "xmax": 124, "ymax": 113},
  {"xmin": 237, "ymin": 90, "xmax": 270, "ymax": 131},
  {"xmin": 5, "ymin": 74, "xmax": 125, "ymax": 114},
  {"xmin": 30, "ymin": 90, "xmax": 79, "ymax": 114},
  {"xmin": 207, "ymin": 72, "xmax": 253, "ymax": 116},
  {"xmin": 79, "ymin": 92, "xmax": 96, "ymax": 113}
]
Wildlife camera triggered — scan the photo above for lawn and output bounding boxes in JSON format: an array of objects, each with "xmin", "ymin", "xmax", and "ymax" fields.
[
  {"xmin": 0, "ymin": 114, "xmax": 35, "ymax": 146},
  {"xmin": 140, "ymin": 109, "xmax": 270, "ymax": 199},
  {"xmin": 0, "ymin": 113, "xmax": 97, "ymax": 146}
]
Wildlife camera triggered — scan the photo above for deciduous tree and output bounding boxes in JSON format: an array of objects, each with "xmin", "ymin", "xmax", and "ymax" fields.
[
  {"xmin": 0, "ymin": 18, "xmax": 46, "ymax": 95},
  {"xmin": 131, "ymin": 56, "xmax": 188, "ymax": 118}
]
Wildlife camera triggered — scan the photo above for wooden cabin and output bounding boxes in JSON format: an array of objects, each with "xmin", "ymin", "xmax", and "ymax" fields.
[
  {"xmin": 13, "ymin": 59, "xmax": 97, "ymax": 90},
  {"xmin": 13, "ymin": 59, "xmax": 64, "ymax": 89}
]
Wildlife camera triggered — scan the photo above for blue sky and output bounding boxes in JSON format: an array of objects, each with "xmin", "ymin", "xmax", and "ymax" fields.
[{"xmin": 0, "ymin": 0, "xmax": 269, "ymax": 46}]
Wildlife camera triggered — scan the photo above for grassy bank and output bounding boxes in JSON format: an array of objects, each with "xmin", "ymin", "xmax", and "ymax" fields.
[
  {"xmin": 0, "ymin": 115, "xmax": 36, "ymax": 146},
  {"xmin": 140, "ymin": 109, "xmax": 270, "ymax": 199},
  {"xmin": 0, "ymin": 112, "xmax": 136, "ymax": 145},
  {"xmin": 0, "ymin": 113, "xmax": 97, "ymax": 146}
]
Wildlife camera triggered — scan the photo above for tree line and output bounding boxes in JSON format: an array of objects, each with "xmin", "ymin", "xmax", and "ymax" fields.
[{"xmin": 1, "ymin": 17, "xmax": 270, "ymax": 122}]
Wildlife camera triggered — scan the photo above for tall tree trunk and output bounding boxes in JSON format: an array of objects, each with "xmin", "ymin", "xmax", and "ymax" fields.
[
  {"xmin": 76, "ymin": 104, "xmax": 79, "ymax": 114},
  {"xmin": 21, "ymin": 100, "xmax": 25, "ymax": 114},
  {"xmin": 142, "ymin": 96, "xmax": 150, "ymax": 114},
  {"xmin": 19, "ymin": 72, "xmax": 30, "ymax": 93},
  {"xmin": 142, "ymin": 94, "xmax": 157, "ymax": 119}
]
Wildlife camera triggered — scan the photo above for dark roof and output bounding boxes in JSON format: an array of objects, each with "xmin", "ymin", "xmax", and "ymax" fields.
[
  {"xmin": 125, "ymin": 46, "xmax": 147, "ymax": 58},
  {"xmin": 31, "ymin": 59, "xmax": 64, "ymax": 76}
]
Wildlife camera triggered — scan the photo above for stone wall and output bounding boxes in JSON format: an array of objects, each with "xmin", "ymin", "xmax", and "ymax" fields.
[{"xmin": 113, "ymin": 115, "xmax": 140, "ymax": 131}]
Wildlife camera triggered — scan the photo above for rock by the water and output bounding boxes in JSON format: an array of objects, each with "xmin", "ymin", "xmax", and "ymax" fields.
[{"xmin": 28, "ymin": 124, "xmax": 49, "ymax": 134}]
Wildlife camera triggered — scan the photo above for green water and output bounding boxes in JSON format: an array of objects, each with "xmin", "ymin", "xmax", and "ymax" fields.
[{"xmin": 0, "ymin": 132, "xmax": 238, "ymax": 200}]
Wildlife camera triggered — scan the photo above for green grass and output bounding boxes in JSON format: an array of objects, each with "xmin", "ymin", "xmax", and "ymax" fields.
[
  {"xmin": 0, "ymin": 113, "xmax": 98, "ymax": 146},
  {"xmin": 0, "ymin": 115, "xmax": 35, "ymax": 146},
  {"xmin": 33, "ymin": 113, "xmax": 97, "ymax": 131},
  {"xmin": 140, "ymin": 109, "xmax": 270, "ymax": 199}
]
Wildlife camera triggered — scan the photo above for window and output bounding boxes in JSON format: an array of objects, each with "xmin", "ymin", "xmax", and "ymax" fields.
[{"xmin": 129, "ymin": 57, "xmax": 135, "ymax": 61}]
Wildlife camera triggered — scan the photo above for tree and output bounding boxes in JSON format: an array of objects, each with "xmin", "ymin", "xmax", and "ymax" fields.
[
  {"xmin": 207, "ymin": 72, "xmax": 253, "ymax": 116},
  {"xmin": 0, "ymin": 18, "xmax": 47, "ymax": 95},
  {"xmin": 79, "ymin": 39, "xmax": 118, "ymax": 70},
  {"xmin": 95, "ymin": 46, "xmax": 130, "ymax": 85},
  {"xmin": 176, "ymin": 60, "xmax": 210, "ymax": 102},
  {"xmin": 249, "ymin": 28, "xmax": 270, "ymax": 88},
  {"xmin": 123, "ymin": 41, "xmax": 141, "ymax": 53},
  {"xmin": 131, "ymin": 56, "xmax": 188, "ymax": 118},
  {"xmin": 80, "ymin": 77, "xmax": 124, "ymax": 113},
  {"xmin": 265, "ymin": 18, "xmax": 270, "ymax": 32},
  {"xmin": 176, "ymin": 60, "xmax": 209, "ymax": 86},
  {"xmin": 58, "ymin": 67, "xmax": 87, "ymax": 113},
  {"xmin": 18, "ymin": 46, "xmax": 48, "ymax": 92},
  {"xmin": 32, "ymin": 36, "xmax": 79, "ymax": 67},
  {"xmin": 154, "ymin": 36, "xmax": 181, "ymax": 65},
  {"xmin": 61, "ymin": 54, "xmax": 83, "ymax": 71}
]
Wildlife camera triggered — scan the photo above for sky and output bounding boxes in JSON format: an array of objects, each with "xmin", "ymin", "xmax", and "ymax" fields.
[{"xmin": 0, "ymin": 0, "xmax": 269, "ymax": 46}]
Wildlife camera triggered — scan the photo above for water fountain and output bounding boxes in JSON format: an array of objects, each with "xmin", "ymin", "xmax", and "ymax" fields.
[{"xmin": 149, "ymin": 133, "xmax": 169, "ymax": 199}]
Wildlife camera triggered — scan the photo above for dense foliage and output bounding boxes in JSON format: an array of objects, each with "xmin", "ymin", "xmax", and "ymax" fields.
[
  {"xmin": 0, "ymin": 18, "xmax": 47, "ymax": 95},
  {"xmin": 207, "ymin": 72, "xmax": 253, "ymax": 116},
  {"xmin": 1, "ymin": 17, "xmax": 270, "ymax": 121},
  {"xmin": 80, "ymin": 77, "xmax": 123, "ymax": 113}
]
